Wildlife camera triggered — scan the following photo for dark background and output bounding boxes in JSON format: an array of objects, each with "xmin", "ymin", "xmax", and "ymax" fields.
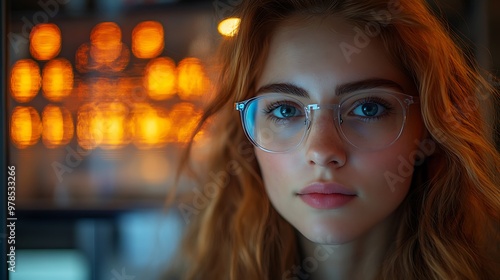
[{"xmin": 2, "ymin": 1, "xmax": 498, "ymax": 280}]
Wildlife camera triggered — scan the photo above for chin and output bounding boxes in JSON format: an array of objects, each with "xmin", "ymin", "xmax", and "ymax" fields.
[{"xmin": 297, "ymin": 222, "xmax": 361, "ymax": 245}]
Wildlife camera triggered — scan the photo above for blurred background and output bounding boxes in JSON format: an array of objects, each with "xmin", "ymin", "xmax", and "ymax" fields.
[{"xmin": 3, "ymin": 0, "xmax": 499, "ymax": 279}]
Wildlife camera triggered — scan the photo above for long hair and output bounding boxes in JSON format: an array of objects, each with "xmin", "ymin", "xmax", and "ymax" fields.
[{"xmin": 171, "ymin": 0, "xmax": 500, "ymax": 279}]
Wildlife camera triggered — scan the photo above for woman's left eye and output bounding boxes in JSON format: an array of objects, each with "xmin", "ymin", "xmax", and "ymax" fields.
[{"xmin": 351, "ymin": 102, "xmax": 386, "ymax": 117}]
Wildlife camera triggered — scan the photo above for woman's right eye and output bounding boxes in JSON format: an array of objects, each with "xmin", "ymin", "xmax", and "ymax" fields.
[
  {"xmin": 272, "ymin": 104, "xmax": 300, "ymax": 119},
  {"xmin": 263, "ymin": 99, "xmax": 303, "ymax": 120}
]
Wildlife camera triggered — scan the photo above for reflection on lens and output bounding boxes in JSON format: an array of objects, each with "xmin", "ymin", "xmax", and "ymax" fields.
[
  {"xmin": 42, "ymin": 105, "xmax": 74, "ymax": 148},
  {"xmin": 10, "ymin": 106, "xmax": 42, "ymax": 149},
  {"xmin": 239, "ymin": 92, "xmax": 411, "ymax": 152},
  {"xmin": 242, "ymin": 95, "xmax": 307, "ymax": 152},
  {"xmin": 10, "ymin": 59, "xmax": 41, "ymax": 103},
  {"xmin": 339, "ymin": 92, "xmax": 406, "ymax": 150}
]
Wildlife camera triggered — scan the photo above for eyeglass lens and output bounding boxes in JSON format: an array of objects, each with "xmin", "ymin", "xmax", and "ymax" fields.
[{"xmin": 240, "ymin": 92, "xmax": 409, "ymax": 152}]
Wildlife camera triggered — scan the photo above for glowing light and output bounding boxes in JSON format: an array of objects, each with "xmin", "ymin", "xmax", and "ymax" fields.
[
  {"xmin": 74, "ymin": 79, "xmax": 91, "ymax": 101},
  {"xmin": 76, "ymin": 103, "xmax": 98, "ymax": 150},
  {"xmin": 177, "ymin": 57, "xmax": 211, "ymax": 100},
  {"xmin": 42, "ymin": 58, "xmax": 74, "ymax": 102},
  {"xmin": 30, "ymin": 23, "xmax": 61, "ymax": 60},
  {"xmin": 132, "ymin": 21, "xmax": 164, "ymax": 59},
  {"xmin": 106, "ymin": 43, "xmax": 130, "ymax": 72},
  {"xmin": 42, "ymin": 105, "xmax": 74, "ymax": 148},
  {"xmin": 10, "ymin": 59, "xmax": 41, "ymax": 103},
  {"xmin": 75, "ymin": 43, "xmax": 93, "ymax": 73},
  {"xmin": 218, "ymin": 17, "xmax": 240, "ymax": 37},
  {"xmin": 10, "ymin": 106, "xmax": 42, "ymax": 149},
  {"xmin": 89, "ymin": 77, "xmax": 115, "ymax": 100},
  {"xmin": 130, "ymin": 103, "xmax": 171, "ymax": 149},
  {"xmin": 167, "ymin": 102, "xmax": 203, "ymax": 143},
  {"xmin": 144, "ymin": 57, "xmax": 177, "ymax": 100},
  {"xmin": 77, "ymin": 102, "xmax": 130, "ymax": 150},
  {"xmin": 90, "ymin": 22, "xmax": 122, "ymax": 65},
  {"xmin": 117, "ymin": 77, "xmax": 145, "ymax": 104}
]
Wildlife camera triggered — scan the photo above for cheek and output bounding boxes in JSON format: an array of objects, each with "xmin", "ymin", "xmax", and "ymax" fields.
[
  {"xmin": 255, "ymin": 148, "xmax": 299, "ymax": 197},
  {"xmin": 359, "ymin": 126, "xmax": 427, "ymax": 196}
]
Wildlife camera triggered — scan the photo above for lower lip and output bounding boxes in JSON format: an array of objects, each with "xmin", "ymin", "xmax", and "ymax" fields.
[{"xmin": 299, "ymin": 193, "xmax": 355, "ymax": 209}]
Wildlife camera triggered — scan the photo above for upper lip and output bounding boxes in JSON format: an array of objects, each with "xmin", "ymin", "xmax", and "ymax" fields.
[{"xmin": 297, "ymin": 182, "xmax": 357, "ymax": 196}]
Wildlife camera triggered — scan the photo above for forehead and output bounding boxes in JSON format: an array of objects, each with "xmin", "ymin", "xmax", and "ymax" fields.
[{"xmin": 256, "ymin": 15, "xmax": 415, "ymax": 99}]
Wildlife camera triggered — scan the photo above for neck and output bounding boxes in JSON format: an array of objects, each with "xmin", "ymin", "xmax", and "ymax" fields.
[{"xmin": 297, "ymin": 214, "xmax": 398, "ymax": 280}]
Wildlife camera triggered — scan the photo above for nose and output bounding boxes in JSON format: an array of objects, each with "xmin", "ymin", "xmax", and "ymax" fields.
[{"xmin": 304, "ymin": 111, "xmax": 347, "ymax": 167}]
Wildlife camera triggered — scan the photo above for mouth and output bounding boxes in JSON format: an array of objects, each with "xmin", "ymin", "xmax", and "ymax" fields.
[{"xmin": 297, "ymin": 182, "xmax": 356, "ymax": 209}]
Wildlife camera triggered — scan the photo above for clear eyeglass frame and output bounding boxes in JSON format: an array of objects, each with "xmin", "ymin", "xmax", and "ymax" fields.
[{"xmin": 235, "ymin": 90, "xmax": 419, "ymax": 153}]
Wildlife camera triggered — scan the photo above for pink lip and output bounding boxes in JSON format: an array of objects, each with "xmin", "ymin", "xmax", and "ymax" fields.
[{"xmin": 297, "ymin": 182, "xmax": 356, "ymax": 209}]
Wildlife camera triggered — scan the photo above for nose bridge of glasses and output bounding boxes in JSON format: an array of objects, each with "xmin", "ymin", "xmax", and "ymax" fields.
[
  {"xmin": 304, "ymin": 103, "xmax": 343, "ymax": 137},
  {"xmin": 306, "ymin": 103, "xmax": 340, "ymax": 122}
]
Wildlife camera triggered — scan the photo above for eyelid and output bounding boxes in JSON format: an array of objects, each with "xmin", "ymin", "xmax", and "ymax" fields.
[{"xmin": 256, "ymin": 88, "xmax": 412, "ymax": 106}]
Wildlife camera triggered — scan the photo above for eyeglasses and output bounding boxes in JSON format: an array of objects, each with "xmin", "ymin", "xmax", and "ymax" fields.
[{"xmin": 235, "ymin": 90, "xmax": 418, "ymax": 153}]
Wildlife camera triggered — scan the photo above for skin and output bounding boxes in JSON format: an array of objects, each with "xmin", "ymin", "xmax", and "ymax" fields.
[{"xmin": 254, "ymin": 16, "xmax": 427, "ymax": 279}]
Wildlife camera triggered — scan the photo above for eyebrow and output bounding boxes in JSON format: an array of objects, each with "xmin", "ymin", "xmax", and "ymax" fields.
[{"xmin": 255, "ymin": 78, "xmax": 405, "ymax": 98}]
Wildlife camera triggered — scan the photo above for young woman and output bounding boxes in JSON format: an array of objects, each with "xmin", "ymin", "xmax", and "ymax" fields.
[{"xmin": 169, "ymin": 0, "xmax": 499, "ymax": 279}]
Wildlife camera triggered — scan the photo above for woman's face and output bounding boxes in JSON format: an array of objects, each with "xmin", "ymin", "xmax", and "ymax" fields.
[{"xmin": 254, "ymin": 16, "xmax": 426, "ymax": 244}]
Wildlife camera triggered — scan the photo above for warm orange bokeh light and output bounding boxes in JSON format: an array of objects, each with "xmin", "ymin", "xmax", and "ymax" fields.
[
  {"xmin": 117, "ymin": 77, "xmax": 146, "ymax": 104},
  {"xmin": 144, "ymin": 57, "xmax": 177, "ymax": 100},
  {"xmin": 30, "ymin": 23, "xmax": 61, "ymax": 60},
  {"xmin": 75, "ymin": 43, "xmax": 92, "ymax": 73},
  {"xmin": 107, "ymin": 43, "xmax": 130, "ymax": 72},
  {"xmin": 10, "ymin": 106, "xmax": 42, "ymax": 149},
  {"xmin": 10, "ymin": 59, "xmax": 41, "ymax": 103},
  {"xmin": 42, "ymin": 105, "xmax": 74, "ymax": 148},
  {"xmin": 42, "ymin": 58, "xmax": 74, "ymax": 102},
  {"xmin": 130, "ymin": 103, "xmax": 171, "ymax": 149},
  {"xmin": 177, "ymin": 57, "xmax": 211, "ymax": 100},
  {"xmin": 77, "ymin": 102, "xmax": 130, "ymax": 150},
  {"xmin": 132, "ymin": 21, "xmax": 164, "ymax": 59},
  {"xmin": 90, "ymin": 22, "xmax": 122, "ymax": 65},
  {"xmin": 217, "ymin": 17, "xmax": 240, "ymax": 37},
  {"xmin": 167, "ymin": 102, "xmax": 203, "ymax": 143}
]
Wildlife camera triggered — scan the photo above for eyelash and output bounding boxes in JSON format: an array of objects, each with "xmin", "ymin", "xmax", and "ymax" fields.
[
  {"xmin": 263, "ymin": 101, "xmax": 302, "ymax": 122},
  {"xmin": 260, "ymin": 96, "xmax": 395, "ymax": 123},
  {"xmin": 349, "ymin": 97, "xmax": 394, "ymax": 121}
]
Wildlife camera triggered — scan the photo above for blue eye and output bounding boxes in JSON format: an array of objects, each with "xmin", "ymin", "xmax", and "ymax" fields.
[
  {"xmin": 352, "ymin": 102, "xmax": 386, "ymax": 117},
  {"xmin": 273, "ymin": 104, "xmax": 300, "ymax": 118}
]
